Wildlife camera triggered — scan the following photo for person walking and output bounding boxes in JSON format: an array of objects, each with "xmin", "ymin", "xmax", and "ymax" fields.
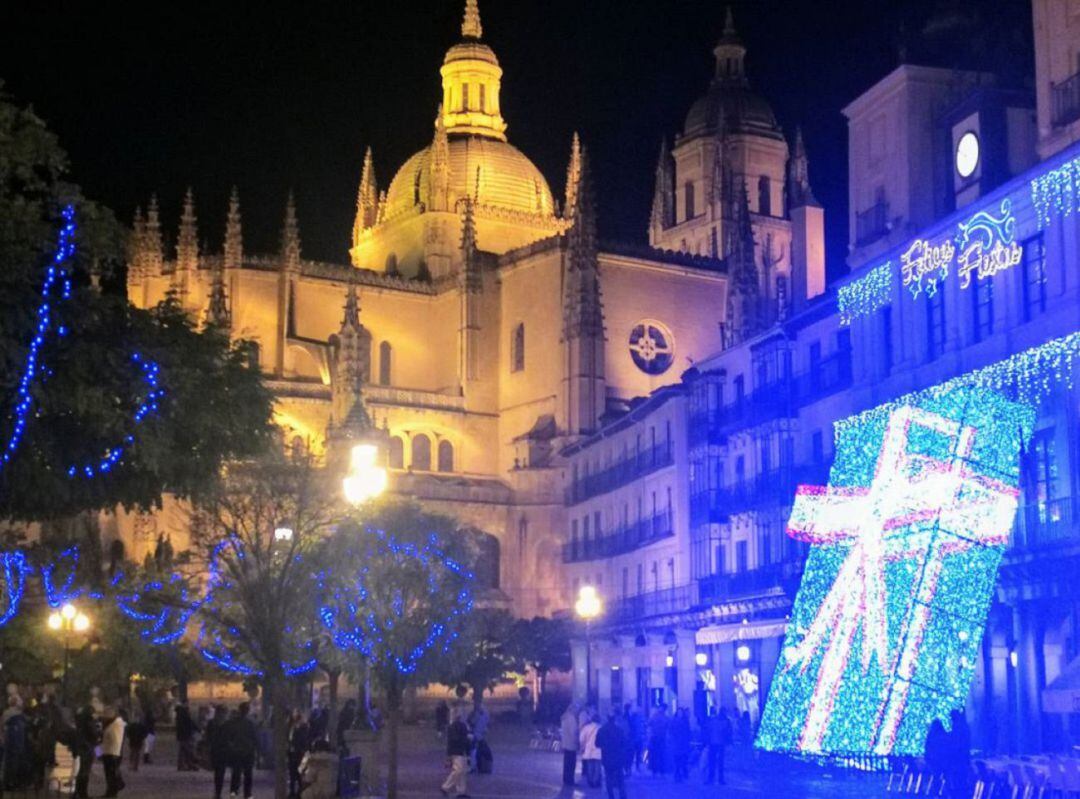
[
  {"xmin": 579, "ymin": 710, "xmax": 602, "ymax": 788},
  {"xmin": 647, "ymin": 706, "xmax": 668, "ymax": 775},
  {"xmin": 287, "ymin": 709, "xmax": 310, "ymax": 799},
  {"xmin": 560, "ymin": 702, "xmax": 579, "ymax": 787},
  {"xmin": 704, "ymin": 706, "xmax": 732, "ymax": 785},
  {"xmin": 226, "ymin": 702, "xmax": 258, "ymax": 799},
  {"xmin": 468, "ymin": 701, "xmax": 491, "ymax": 774},
  {"xmin": 125, "ymin": 714, "xmax": 147, "ymax": 773},
  {"xmin": 336, "ymin": 699, "xmax": 357, "ymax": 749},
  {"xmin": 71, "ymin": 705, "xmax": 99, "ymax": 799},
  {"xmin": 670, "ymin": 707, "xmax": 691, "ymax": 782},
  {"xmin": 175, "ymin": 702, "xmax": 200, "ymax": 771},
  {"xmin": 100, "ymin": 707, "xmax": 126, "ymax": 797},
  {"xmin": 946, "ymin": 709, "xmax": 972, "ymax": 799},
  {"xmin": 142, "ymin": 707, "xmax": 156, "ymax": 765},
  {"xmin": 440, "ymin": 709, "xmax": 472, "ymax": 798},
  {"xmin": 596, "ymin": 712, "xmax": 629, "ymax": 799},
  {"xmin": 206, "ymin": 705, "xmax": 232, "ymax": 799},
  {"xmin": 627, "ymin": 705, "xmax": 646, "ymax": 773}
]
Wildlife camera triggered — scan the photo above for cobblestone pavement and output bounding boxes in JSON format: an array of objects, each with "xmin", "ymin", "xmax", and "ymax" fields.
[{"xmin": 75, "ymin": 723, "xmax": 887, "ymax": 799}]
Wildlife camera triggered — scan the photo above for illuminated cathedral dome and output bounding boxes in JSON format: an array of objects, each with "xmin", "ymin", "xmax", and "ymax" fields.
[
  {"xmin": 383, "ymin": 136, "xmax": 556, "ymax": 219},
  {"xmin": 682, "ymin": 9, "xmax": 783, "ymax": 141}
]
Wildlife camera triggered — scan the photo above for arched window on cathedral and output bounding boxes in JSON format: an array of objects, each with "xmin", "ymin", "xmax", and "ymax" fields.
[
  {"xmin": 388, "ymin": 435, "xmax": 404, "ymax": 470},
  {"xmin": 462, "ymin": 83, "xmax": 470, "ymax": 112},
  {"xmin": 684, "ymin": 181, "xmax": 696, "ymax": 221},
  {"xmin": 411, "ymin": 434, "xmax": 431, "ymax": 471},
  {"xmin": 479, "ymin": 83, "xmax": 487, "ymax": 113},
  {"xmin": 758, "ymin": 175, "xmax": 772, "ymax": 217},
  {"xmin": 379, "ymin": 341, "xmax": 392, "ymax": 386},
  {"xmin": 437, "ymin": 439, "xmax": 454, "ymax": 473},
  {"xmin": 385, "ymin": 253, "xmax": 398, "ymax": 275},
  {"xmin": 510, "ymin": 323, "xmax": 525, "ymax": 372}
]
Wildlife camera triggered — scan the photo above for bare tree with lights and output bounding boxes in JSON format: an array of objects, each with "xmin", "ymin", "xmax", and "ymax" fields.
[{"xmin": 186, "ymin": 453, "xmax": 338, "ymax": 799}]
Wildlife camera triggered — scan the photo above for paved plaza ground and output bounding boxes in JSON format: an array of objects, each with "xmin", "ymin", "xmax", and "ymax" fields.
[{"xmin": 67, "ymin": 722, "xmax": 889, "ymax": 799}]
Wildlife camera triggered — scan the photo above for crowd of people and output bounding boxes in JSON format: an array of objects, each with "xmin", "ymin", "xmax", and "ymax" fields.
[{"xmin": 559, "ymin": 702, "xmax": 735, "ymax": 797}]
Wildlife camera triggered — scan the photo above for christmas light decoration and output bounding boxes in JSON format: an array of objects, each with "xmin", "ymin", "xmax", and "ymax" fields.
[
  {"xmin": 839, "ymin": 261, "xmax": 892, "ymax": 326},
  {"xmin": 1030, "ymin": 154, "xmax": 1080, "ymax": 228},
  {"xmin": 900, "ymin": 238, "xmax": 954, "ymax": 298},
  {"xmin": 41, "ymin": 546, "xmax": 82, "ymax": 609},
  {"xmin": 757, "ymin": 388, "xmax": 1033, "ymax": 757},
  {"xmin": 0, "ymin": 206, "xmax": 164, "ymax": 479},
  {"xmin": 0, "ymin": 553, "xmax": 28, "ymax": 628},
  {"xmin": 954, "ymin": 199, "xmax": 1022, "ymax": 290},
  {"xmin": 318, "ymin": 528, "xmax": 474, "ymax": 675}
]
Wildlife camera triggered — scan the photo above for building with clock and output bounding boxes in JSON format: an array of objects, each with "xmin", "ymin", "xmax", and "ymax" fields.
[{"xmin": 119, "ymin": 1, "xmax": 823, "ymax": 620}]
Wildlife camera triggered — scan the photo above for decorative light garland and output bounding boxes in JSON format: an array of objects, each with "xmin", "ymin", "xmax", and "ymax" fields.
[
  {"xmin": 0, "ymin": 206, "xmax": 165, "ymax": 479},
  {"xmin": 839, "ymin": 261, "xmax": 892, "ymax": 326},
  {"xmin": 1030, "ymin": 154, "xmax": 1080, "ymax": 228}
]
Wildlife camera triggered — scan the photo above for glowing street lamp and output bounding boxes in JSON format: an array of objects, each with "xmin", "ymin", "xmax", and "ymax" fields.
[
  {"xmin": 47, "ymin": 602, "xmax": 91, "ymax": 705},
  {"xmin": 575, "ymin": 585, "xmax": 602, "ymax": 703},
  {"xmin": 343, "ymin": 443, "xmax": 388, "ymax": 506}
]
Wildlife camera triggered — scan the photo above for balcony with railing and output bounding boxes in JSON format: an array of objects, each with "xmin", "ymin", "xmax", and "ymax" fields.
[
  {"xmin": 605, "ymin": 583, "xmax": 698, "ymax": 625},
  {"xmin": 1010, "ymin": 496, "xmax": 1078, "ymax": 549},
  {"xmin": 562, "ymin": 510, "xmax": 675, "ymax": 563},
  {"xmin": 689, "ymin": 353, "xmax": 851, "ymax": 447},
  {"xmin": 689, "ymin": 462, "xmax": 831, "ymax": 526},
  {"xmin": 1053, "ymin": 71, "xmax": 1080, "ymax": 128},
  {"xmin": 565, "ymin": 441, "xmax": 674, "ymax": 505},
  {"xmin": 697, "ymin": 559, "xmax": 804, "ymax": 605}
]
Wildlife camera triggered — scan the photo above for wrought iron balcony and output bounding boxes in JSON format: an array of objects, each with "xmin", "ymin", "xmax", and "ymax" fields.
[
  {"xmin": 562, "ymin": 510, "xmax": 675, "ymax": 563},
  {"xmin": 697, "ymin": 560, "xmax": 804, "ymax": 605},
  {"xmin": 605, "ymin": 584, "xmax": 698, "ymax": 624},
  {"xmin": 855, "ymin": 199, "xmax": 890, "ymax": 247},
  {"xmin": 1053, "ymin": 71, "xmax": 1080, "ymax": 128},
  {"xmin": 565, "ymin": 442, "xmax": 674, "ymax": 505},
  {"xmin": 1010, "ymin": 496, "xmax": 1077, "ymax": 549}
]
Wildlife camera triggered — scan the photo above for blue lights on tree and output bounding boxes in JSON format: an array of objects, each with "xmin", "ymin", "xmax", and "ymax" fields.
[{"xmin": 1, "ymin": 206, "xmax": 164, "ymax": 480}]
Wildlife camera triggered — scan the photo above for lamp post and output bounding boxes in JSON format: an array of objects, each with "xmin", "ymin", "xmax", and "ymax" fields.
[
  {"xmin": 47, "ymin": 602, "xmax": 90, "ymax": 706},
  {"xmin": 575, "ymin": 585, "xmax": 602, "ymax": 705},
  {"xmin": 342, "ymin": 442, "xmax": 388, "ymax": 506}
]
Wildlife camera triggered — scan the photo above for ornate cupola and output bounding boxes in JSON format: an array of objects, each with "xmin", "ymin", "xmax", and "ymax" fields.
[
  {"xmin": 713, "ymin": 7, "xmax": 747, "ymax": 83},
  {"xmin": 440, "ymin": 0, "xmax": 508, "ymax": 141}
]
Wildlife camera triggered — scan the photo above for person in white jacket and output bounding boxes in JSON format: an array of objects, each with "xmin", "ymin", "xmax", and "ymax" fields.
[
  {"xmin": 100, "ymin": 708, "xmax": 126, "ymax": 797},
  {"xmin": 579, "ymin": 710, "xmax": 602, "ymax": 788}
]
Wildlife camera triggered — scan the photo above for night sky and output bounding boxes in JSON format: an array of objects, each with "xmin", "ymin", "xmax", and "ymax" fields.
[{"xmin": 2, "ymin": 0, "xmax": 1032, "ymax": 282}]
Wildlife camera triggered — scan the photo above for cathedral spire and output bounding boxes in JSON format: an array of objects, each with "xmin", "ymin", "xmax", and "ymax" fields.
[
  {"xmin": 429, "ymin": 108, "xmax": 452, "ymax": 212},
  {"xmin": 563, "ymin": 145, "xmax": 604, "ymax": 341},
  {"xmin": 461, "ymin": 0, "xmax": 482, "ymax": 39},
  {"xmin": 145, "ymin": 195, "xmax": 163, "ymax": 275},
  {"xmin": 330, "ymin": 276, "xmax": 373, "ymax": 439},
  {"xmin": 787, "ymin": 126, "xmax": 819, "ymax": 209},
  {"xmin": 224, "ymin": 187, "xmax": 243, "ymax": 271},
  {"xmin": 564, "ymin": 132, "xmax": 582, "ymax": 219},
  {"xmin": 176, "ymin": 187, "xmax": 199, "ymax": 272},
  {"xmin": 128, "ymin": 206, "xmax": 146, "ymax": 279},
  {"xmin": 352, "ymin": 147, "xmax": 378, "ymax": 246},
  {"xmin": 460, "ymin": 196, "xmax": 481, "ymax": 292},
  {"xmin": 174, "ymin": 187, "xmax": 198, "ymax": 303},
  {"xmin": 649, "ymin": 138, "xmax": 674, "ymax": 233},
  {"xmin": 281, "ymin": 191, "xmax": 301, "ymax": 273},
  {"xmin": 727, "ymin": 180, "xmax": 761, "ymax": 344}
]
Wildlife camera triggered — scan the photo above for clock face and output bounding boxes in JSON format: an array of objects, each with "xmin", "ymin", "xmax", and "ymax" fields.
[{"xmin": 956, "ymin": 131, "xmax": 980, "ymax": 179}]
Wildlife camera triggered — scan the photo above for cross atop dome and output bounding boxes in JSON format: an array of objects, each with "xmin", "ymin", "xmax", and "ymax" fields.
[{"xmin": 462, "ymin": 0, "xmax": 482, "ymax": 39}]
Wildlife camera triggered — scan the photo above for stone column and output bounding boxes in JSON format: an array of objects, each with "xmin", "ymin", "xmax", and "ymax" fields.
[
  {"xmin": 716, "ymin": 640, "xmax": 736, "ymax": 711},
  {"xmin": 647, "ymin": 633, "xmax": 667, "ymax": 709},
  {"xmin": 597, "ymin": 645, "xmax": 613, "ymax": 715},
  {"xmin": 618, "ymin": 635, "xmax": 637, "ymax": 708},
  {"xmin": 571, "ymin": 637, "xmax": 589, "ymax": 705},
  {"xmin": 675, "ymin": 628, "xmax": 697, "ymax": 716}
]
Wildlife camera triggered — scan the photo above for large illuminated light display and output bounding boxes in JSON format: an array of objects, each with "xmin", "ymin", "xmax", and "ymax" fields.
[
  {"xmin": 954, "ymin": 199, "xmax": 1022, "ymax": 289},
  {"xmin": 1030, "ymin": 153, "xmax": 1080, "ymax": 228},
  {"xmin": 838, "ymin": 261, "xmax": 892, "ymax": 326},
  {"xmin": 757, "ymin": 387, "xmax": 1035, "ymax": 757}
]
